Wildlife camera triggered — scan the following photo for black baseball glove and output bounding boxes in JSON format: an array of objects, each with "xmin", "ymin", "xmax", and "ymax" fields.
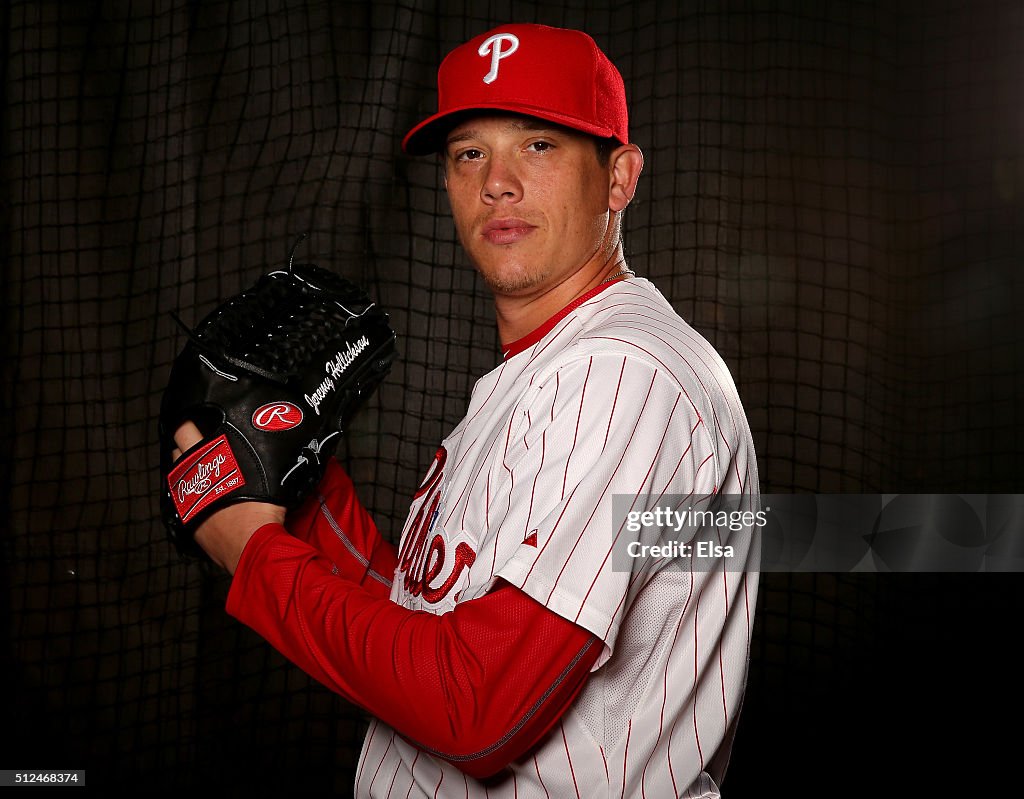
[{"xmin": 159, "ymin": 250, "xmax": 397, "ymax": 557}]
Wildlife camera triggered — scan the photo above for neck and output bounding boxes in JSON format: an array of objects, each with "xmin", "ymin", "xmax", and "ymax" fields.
[{"xmin": 493, "ymin": 243, "xmax": 629, "ymax": 344}]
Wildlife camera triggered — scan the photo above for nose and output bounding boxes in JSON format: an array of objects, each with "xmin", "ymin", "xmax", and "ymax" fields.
[{"xmin": 481, "ymin": 153, "xmax": 522, "ymax": 205}]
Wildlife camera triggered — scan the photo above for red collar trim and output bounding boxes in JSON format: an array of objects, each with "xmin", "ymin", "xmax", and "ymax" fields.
[{"xmin": 501, "ymin": 279, "xmax": 621, "ymax": 361}]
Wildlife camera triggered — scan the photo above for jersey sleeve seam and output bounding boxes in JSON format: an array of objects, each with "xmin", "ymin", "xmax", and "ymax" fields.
[
  {"xmin": 394, "ymin": 635, "xmax": 599, "ymax": 764},
  {"xmin": 315, "ymin": 495, "xmax": 394, "ymax": 589}
]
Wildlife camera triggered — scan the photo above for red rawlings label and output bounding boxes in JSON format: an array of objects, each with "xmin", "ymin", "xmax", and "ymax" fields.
[
  {"xmin": 167, "ymin": 434, "xmax": 245, "ymax": 522},
  {"xmin": 251, "ymin": 401, "xmax": 304, "ymax": 431}
]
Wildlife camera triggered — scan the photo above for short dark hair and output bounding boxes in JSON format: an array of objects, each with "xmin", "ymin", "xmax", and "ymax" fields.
[{"xmin": 595, "ymin": 136, "xmax": 618, "ymax": 166}]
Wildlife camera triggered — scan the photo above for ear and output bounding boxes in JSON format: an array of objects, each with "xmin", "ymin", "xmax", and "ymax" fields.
[{"xmin": 608, "ymin": 144, "xmax": 644, "ymax": 213}]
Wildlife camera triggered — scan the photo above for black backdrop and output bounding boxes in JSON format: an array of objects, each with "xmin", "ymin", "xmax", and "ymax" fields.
[{"xmin": 2, "ymin": 0, "xmax": 1022, "ymax": 795}]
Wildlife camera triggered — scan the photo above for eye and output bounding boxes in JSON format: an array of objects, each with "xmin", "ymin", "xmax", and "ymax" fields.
[
  {"xmin": 454, "ymin": 147, "xmax": 485, "ymax": 162},
  {"xmin": 526, "ymin": 140, "xmax": 553, "ymax": 153}
]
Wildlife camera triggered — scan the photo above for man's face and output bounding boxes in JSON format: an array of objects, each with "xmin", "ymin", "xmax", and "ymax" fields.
[{"xmin": 442, "ymin": 115, "xmax": 616, "ymax": 296}]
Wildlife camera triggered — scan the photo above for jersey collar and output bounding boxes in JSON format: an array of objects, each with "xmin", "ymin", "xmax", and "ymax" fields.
[{"xmin": 501, "ymin": 279, "xmax": 622, "ymax": 361}]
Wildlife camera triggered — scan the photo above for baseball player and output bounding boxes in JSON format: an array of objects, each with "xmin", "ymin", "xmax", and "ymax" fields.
[{"xmin": 170, "ymin": 23, "xmax": 759, "ymax": 798}]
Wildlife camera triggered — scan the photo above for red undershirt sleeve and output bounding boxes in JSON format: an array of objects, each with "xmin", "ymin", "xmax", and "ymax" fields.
[
  {"xmin": 226, "ymin": 523, "xmax": 600, "ymax": 779},
  {"xmin": 284, "ymin": 459, "xmax": 397, "ymax": 599}
]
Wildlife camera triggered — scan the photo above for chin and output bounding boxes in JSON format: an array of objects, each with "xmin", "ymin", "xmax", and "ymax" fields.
[
  {"xmin": 474, "ymin": 258, "xmax": 547, "ymax": 295},
  {"xmin": 485, "ymin": 268, "xmax": 554, "ymax": 295}
]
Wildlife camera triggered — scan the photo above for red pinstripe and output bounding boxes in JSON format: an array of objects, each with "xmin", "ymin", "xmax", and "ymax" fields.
[
  {"xmin": 356, "ymin": 719, "xmax": 378, "ymax": 791},
  {"xmin": 603, "ymin": 357, "xmax": 627, "ymax": 452},
  {"xmin": 717, "ymin": 525, "xmax": 730, "ymax": 611},
  {"xmin": 692, "ymin": 584, "xmax": 706, "ymax": 772},
  {"xmin": 652, "ymin": 418, "xmax": 698, "ymax": 505},
  {"xmin": 718, "ymin": 617, "xmax": 729, "ymax": 729},
  {"xmin": 487, "ymin": 471, "xmax": 500, "ymax": 581},
  {"xmin": 498, "ymin": 416, "xmax": 517, "ymax": 573},
  {"xmin": 666, "ymin": 559, "xmax": 697, "ymax": 797},
  {"xmin": 561, "ymin": 723, "xmax": 581, "ymax": 799},
  {"xmin": 403, "ymin": 751, "xmax": 420, "ymax": 799},
  {"xmin": 503, "ymin": 403, "xmax": 517, "ymax": 464},
  {"xmin": 523, "ymin": 424, "xmax": 547, "ymax": 541},
  {"xmin": 561, "ymin": 357, "xmax": 592, "ymax": 500},
  {"xmin": 642, "ymin": 614, "xmax": 674, "ymax": 798},
  {"xmin": 534, "ymin": 755, "xmax": 550, "ymax": 799},
  {"xmin": 461, "ymin": 360, "xmax": 508, "ymax": 429},
  {"xmin": 368, "ymin": 732, "xmax": 396, "ymax": 795},
  {"xmin": 552, "ymin": 370, "xmax": 559, "ymax": 423},
  {"xmin": 385, "ymin": 748, "xmax": 401, "ymax": 798},
  {"xmin": 745, "ymin": 572, "xmax": 751, "ymax": 640},
  {"xmin": 716, "ymin": 526, "xmax": 733, "ymax": 732},
  {"xmin": 620, "ymin": 719, "xmax": 632, "ymax": 799}
]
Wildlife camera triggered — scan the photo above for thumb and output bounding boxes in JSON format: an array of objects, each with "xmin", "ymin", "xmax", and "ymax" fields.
[{"xmin": 171, "ymin": 420, "xmax": 204, "ymax": 461}]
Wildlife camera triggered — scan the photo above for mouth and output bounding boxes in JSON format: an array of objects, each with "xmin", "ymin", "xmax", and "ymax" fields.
[{"xmin": 481, "ymin": 217, "xmax": 536, "ymax": 245}]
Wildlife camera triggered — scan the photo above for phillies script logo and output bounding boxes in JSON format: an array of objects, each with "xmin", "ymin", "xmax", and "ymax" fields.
[
  {"xmin": 252, "ymin": 402, "xmax": 303, "ymax": 432},
  {"xmin": 397, "ymin": 447, "xmax": 477, "ymax": 604}
]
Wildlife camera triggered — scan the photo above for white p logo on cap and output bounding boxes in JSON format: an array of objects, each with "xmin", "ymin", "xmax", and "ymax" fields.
[{"xmin": 478, "ymin": 33, "xmax": 519, "ymax": 84}]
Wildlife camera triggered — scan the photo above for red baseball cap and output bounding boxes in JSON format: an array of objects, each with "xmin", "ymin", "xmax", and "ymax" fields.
[{"xmin": 402, "ymin": 23, "xmax": 629, "ymax": 155}]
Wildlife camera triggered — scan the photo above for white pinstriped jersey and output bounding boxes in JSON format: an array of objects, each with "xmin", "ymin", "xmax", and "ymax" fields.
[{"xmin": 356, "ymin": 278, "xmax": 759, "ymax": 798}]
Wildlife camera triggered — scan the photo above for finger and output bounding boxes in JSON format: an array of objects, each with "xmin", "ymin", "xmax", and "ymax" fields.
[{"xmin": 173, "ymin": 420, "xmax": 204, "ymax": 453}]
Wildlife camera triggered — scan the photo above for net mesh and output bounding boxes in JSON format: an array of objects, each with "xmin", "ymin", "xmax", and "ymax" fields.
[{"xmin": 2, "ymin": 0, "xmax": 1022, "ymax": 793}]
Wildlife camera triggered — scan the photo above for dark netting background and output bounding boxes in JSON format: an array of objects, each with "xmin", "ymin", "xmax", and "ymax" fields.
[{"xmin": 2, "ymin": 0, "xmax": 1022, "ymax": 795}]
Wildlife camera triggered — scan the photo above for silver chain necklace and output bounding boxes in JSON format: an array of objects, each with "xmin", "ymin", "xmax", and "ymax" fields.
[{"xmin": 602, "ymin": 267, "xmax": 635, "ymax": 283}]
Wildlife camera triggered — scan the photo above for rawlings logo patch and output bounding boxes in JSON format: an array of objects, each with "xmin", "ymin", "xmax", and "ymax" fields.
[
  {"xmin": 252, "ymin": 402, "xmax": 303, "ymax": 431},
  {"xmin": 167, "ymin": 435, "xmax": 245, "ymax": 522}
]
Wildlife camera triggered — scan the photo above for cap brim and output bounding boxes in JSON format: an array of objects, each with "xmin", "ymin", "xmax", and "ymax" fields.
[{"xmin": 402, "ymin": 103, "xmax": 619, "ymax": 155}]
